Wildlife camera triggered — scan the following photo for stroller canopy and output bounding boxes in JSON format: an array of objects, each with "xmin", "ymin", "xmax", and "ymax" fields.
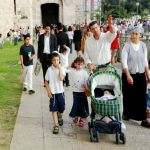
[{"xmin": 90, "ymin": 69, "xmax": 122, "ymax": 98}]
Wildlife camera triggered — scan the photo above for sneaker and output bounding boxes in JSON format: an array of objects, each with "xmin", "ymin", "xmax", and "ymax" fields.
[
  {"xmin": 28, "ymin": 90, "xmax": 35, "ymax": 95},
  {"xmin": 53, "ymin": 125, "xmax": 59, "ymax": 134},
  {"xmin": 141, "ymin": 120, "xmax": 150, "ymax": 128},
  {"xmin": 23, "ymin": 87, "xmax": 27, "ymax": 91}
]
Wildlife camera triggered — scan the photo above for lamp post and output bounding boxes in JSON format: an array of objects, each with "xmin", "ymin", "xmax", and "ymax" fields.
[
  {"xmin": 136, "ymin": 2, "xmax": 139, "ymax": 15},
  {"xmin": 97, "ymin": 0, "xmax": 101, "ymax": 25},
  {"xmin": 84, "ymin": 0, "xmax": 87, "ymax": 24}
]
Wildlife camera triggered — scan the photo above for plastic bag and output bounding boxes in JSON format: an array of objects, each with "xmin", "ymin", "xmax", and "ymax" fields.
[{"xmin": 34, "ymin": 60, "xmax": 41, "ymax": 76}]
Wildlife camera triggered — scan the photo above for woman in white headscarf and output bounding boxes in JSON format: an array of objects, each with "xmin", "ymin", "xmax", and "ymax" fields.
[{"xmin": 121, "ymin": 27, "xmax": 150, "ymax": 128}]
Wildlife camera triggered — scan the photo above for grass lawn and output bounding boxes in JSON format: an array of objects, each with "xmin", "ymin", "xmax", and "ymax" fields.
[{"xmin": 0, "ymin": 41, "xmax": 23, "ymax": 150}]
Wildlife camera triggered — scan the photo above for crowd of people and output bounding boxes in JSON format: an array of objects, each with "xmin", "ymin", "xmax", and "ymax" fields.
[{"xmin": 4, "ymin": 15, "xmax": 149, "ymax": 134}]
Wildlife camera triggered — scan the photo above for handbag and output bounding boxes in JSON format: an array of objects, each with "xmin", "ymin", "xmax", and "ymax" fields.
[{"xmin": 34, "ymin": 60, "xmax": 41, "ymax": 76}]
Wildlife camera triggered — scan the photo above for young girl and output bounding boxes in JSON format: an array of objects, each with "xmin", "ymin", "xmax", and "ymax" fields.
[{"xmin": 68, "ymin": 57, "xmax": 89, "ymax": 127}]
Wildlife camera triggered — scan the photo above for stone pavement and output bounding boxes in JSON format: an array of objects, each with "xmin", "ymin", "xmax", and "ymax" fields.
[{"xmin": 10, "ymin": 52, "xmax": 150, "ymax": 150}]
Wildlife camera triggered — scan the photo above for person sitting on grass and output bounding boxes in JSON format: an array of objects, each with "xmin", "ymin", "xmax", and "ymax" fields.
[
  {"xmin": 45, "ymin": 52, "xmax": 66, "ymax": 134},
  {"xmin": 20, "ymin": 34, "xmax": 35, "ymax": 95}
]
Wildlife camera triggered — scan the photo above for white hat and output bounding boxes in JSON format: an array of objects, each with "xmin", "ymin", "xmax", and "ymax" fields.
[{"xmin": 131, "ymin": 26, "xmax": 144, "ymax": 34}]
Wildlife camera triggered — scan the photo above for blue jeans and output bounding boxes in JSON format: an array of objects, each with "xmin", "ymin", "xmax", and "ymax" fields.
[{"xmin": 147, "ymin": 89, "xmax": 150, "ymax": 108}]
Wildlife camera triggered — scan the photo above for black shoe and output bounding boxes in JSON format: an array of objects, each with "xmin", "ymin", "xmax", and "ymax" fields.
[
  {"xmin": 66, "ymin": 84, "xmax": 70, "ymax": 87},
  {"xmin": 141, "ymin": 120, "xmax": 150, "ymax": 128},
  {"xmin": 23, "ymin": 87, "xmax": 27, "ymax": 91},
  {"xmin": 28, "ymin": 90, "xmax": 35, "ymax": 95},
  {"xmin": 122, "ymin": 115, "xmax": 129, "ymax": 121}
]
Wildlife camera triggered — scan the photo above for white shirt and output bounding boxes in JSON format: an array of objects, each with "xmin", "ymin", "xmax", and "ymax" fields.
[
  {"xmin": 121, "ymin": 41, "xmax": 148, "ymax": 71},
  {"xmin": 45, "ymin": 66, "xmax": 66, "ymax": 94},
  {"xmin": 84, "ymin": 31, "xmax": 116, "ymax": 65},
  {"xmin": 67, "ymin": 31, "xmax": 74, "ymax": 40},
  {"xmin": 43, "ymin": 35, "xmax": 50, "ymax": 54},
  {"xmin": 68, "ymin": 68, "xmax": 89, "ymax": 92},
  {"xmin": 0, "ymin": 37, "xmax": 3, "ymax": 44},
  {"xmin": 13, "ymin": 32, "xmax": 18, "ymax": 38},
  {"xmin": 59, "ymin": 47, "xmax": 70, "ymax": 68}
]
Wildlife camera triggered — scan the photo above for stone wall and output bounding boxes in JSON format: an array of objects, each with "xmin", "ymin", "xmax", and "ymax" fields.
[
  {"xmin": 0, "ymin": 0, "xmax": 94, "ymax": 36},
  {"xmin": 0, "ymin": 0, "xmax": 14, "ymax": 37},
  {"xmin": 14, "ymin": 0, "xmax": 87, "ymax": 28}
]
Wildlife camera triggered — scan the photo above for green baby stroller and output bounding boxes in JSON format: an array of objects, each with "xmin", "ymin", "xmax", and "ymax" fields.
[{"xmin": 88, "ymin": 65, "xmax": 126, "ymax": 144}]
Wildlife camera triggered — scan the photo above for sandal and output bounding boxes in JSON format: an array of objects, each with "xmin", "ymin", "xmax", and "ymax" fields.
[
  {"xmin": 53, "ymin": 125, "xmax": 59, "ymax": 134},
  {"xmin": 79, "ymin": 118, "xmax": 84, "ymax": 127},
  {"xmin": 58, "ymin": 113, "xmax": 63, "ymax": 126},
  {"xmin": 73, "ymin": 117, "xmax": 78, "ymax": 124}
]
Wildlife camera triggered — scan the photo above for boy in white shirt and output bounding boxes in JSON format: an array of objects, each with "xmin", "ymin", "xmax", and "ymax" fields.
[
  {"xmin": 56, "ymin": 45, "xmax": 70, "ymax": 86},
  {"xmin": 45, "ymin": 52, "xmax": 66, "ymax": 134}
]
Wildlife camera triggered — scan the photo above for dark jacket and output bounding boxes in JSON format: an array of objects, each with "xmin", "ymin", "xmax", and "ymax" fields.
[
  {"xmin": 56, "ymin": 31, "xmax": 70, "ymax": 52},
  {"xmin": 37, "ymin": 34, "xmax": 58, "ymax": 61},
  {"xmin": 73, "ymin": 30, "xmax": 82, "ymax": 42}
]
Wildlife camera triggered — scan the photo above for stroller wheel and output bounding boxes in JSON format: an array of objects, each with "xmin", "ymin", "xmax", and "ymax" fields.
[
  {"xmin": 120, "ymin": 132, "xmax": 126, "ymax": 144},
  {"xmin": 90, "ymin": 128, "xmax": 99, "ymax": 142},
  {"xmin": 116, "ymin": 132, "xmax": 120, "ymax": 144}
]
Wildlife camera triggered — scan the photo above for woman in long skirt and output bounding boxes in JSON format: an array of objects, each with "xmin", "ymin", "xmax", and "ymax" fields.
[{"xmin": 121, "ymin": 27, "xmax": 150, "ymax": 128}]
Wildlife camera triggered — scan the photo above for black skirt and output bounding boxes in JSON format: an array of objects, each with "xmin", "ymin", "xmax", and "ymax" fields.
[
  {"xmin": 69, "ymin": 92, "xmax": 89, "ymax": 118},
  {"xmin": 122, "ymin": 73, "xmax": 147, "ymax": 121},
  {"xmin": 74, "ymin": 41, "xmax": 81, "ymax": 51}
]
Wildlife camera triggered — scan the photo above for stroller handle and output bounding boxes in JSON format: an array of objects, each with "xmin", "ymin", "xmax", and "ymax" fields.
[{"xmin": 90, "ymin": 64, "xmax": 117, "ymax": 75}]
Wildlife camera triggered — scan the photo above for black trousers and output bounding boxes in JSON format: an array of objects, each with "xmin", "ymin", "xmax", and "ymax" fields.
[
  {"xmin": 41, "ymin": 54, "xmax": 51, "ymax": 82},
  {"xmin": 63, "ymin": 73, "xmax": 69, "ymax": 86}
]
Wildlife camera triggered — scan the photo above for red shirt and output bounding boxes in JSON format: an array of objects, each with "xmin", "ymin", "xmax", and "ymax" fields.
[{"xmin": 111, "ymin": 31, "xmax": 120, "ymax": 50}]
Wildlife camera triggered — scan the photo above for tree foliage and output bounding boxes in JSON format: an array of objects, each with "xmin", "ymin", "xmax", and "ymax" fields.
[{"xmin": 99, "ymin": 0, "xmax": 150, "ymax": 19}]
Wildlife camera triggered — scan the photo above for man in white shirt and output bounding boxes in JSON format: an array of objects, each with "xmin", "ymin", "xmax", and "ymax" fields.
[
  {"xmin": 84, "ymin": 16, "xmax": 116, "ymax": 119},
  {"xmin": 84, "ymin": 16, "xmax": 117, "ymax": 71}
]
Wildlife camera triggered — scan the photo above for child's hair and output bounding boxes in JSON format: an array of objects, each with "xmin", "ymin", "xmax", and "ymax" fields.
[
  {"xmin": 71, "ymin": 56, "xmax": 84, "ymax": 68},
  {"xmin": 0, "ymin": 33, "xmax": 2, "ymax": 37},
  {"xmin": 50, "ymin": 52, "xmax": 60, "ymax": 62},
  {"xmin": 60, "ymin": 46, "xmax": 67, "ymax": 53},
  {"xmin": 24, "ymin": 34, "xmax": 30, "ymax": 40}
]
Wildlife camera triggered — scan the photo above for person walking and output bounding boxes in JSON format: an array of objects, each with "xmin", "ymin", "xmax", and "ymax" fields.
[
  {"xmin": 73, "ymin": 25, "xmax": 82, "ymax": 56},
  {"xmin": 56, "ymin": 23, "xmax": 70, "ymax": 53},
  {"xmin": 45, "ymin": 52, "xmax": 66, "ymax": 134},
  {"xmin": 37, "ymin": 24, "xmax": 58, "ymax": 86},
  {"xmin": 67, "ymin": 26, "xmax": 74, "ymax": 53},
  {"xmin": 84, "ymin": 16, "xmax": 117, "ymax": 118},
  {"xmin": 20, "ymin": 34, "xmax": 35, "ymax": 94},
  {"xmin": 68, "ymin": 57, "xmax": 89, "ymax": 127},
  {"xmin": 84, "ymin": 16, "xmax": 116, "ymax": 72},
  {"xmin": 121, "ymin": 27, "xmax": 150, "ymax": 128}
]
